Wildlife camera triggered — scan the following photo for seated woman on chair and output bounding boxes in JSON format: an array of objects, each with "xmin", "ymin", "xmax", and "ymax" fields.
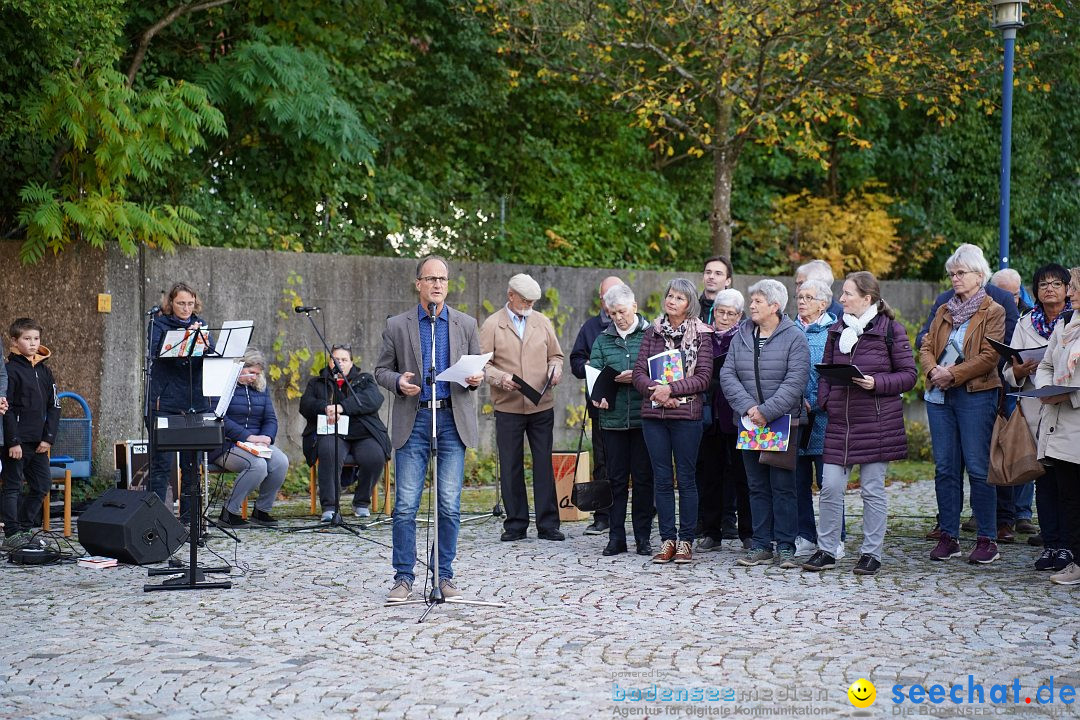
[
  {"xmin": 300, "ymin": 344, "xmax": 391, "ymax": 522},
  {"xmin": 212, "ymin": 347, "xmax": 289, "ymax": 527}
]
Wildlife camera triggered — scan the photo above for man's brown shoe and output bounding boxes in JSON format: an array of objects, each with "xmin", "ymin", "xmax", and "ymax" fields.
[
  {"xmin": 673, "ymin": 540, "xmax": 693, "ymax": 564},
  {"xmin": 997, "ymin": 524, "xmax": 1016, "ymax": 544},
  {"xmin": 652, "ymin": 539, "xmax": 676, "ymax": 564}
]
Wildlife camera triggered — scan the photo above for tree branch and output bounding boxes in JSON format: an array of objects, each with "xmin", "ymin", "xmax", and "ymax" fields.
[{"xmin": 126, "ymin": 0, "xmax": 235, "ymax": 87}]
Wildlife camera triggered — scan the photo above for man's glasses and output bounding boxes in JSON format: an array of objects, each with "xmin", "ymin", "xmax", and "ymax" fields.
[
  {"xmin": 1038, "ymin": 280, "xmax": 1065, "ymax": 290},
  {"xmin": 418, "ymin": 275, "xmax": 449, "ymax": 285}
]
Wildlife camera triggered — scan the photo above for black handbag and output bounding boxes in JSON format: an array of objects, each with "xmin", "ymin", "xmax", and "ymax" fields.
[
  {"xmin": 753, "ymin": 325, "xmax": 800, "ymax": 471},
  {"xmin": 569, "ymin": 413, "xmax": 613, "ymax": 512}
]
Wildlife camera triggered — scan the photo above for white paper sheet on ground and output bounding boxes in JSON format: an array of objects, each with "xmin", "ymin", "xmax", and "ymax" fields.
[
  {"xmin": 435, "ymin": 352, "xmax": 493, "ymax": 387},
  {"xmin": 217, "ymin": 320, "xmax": 254, "ymax": 358},
  {"xmin": 204, "ymin": 358, "xmax": 244, "ymax": 400},
  {"xmin": 584, "ymin": 364, "xmax": 599, "ymax": 396}
]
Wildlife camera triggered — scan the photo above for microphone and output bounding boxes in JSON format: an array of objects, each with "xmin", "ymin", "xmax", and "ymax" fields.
[
  {"xmin": 145, "ymin": 305, "xmax": 161, "ymax": 316},
  {"xmin": 427, "ymin": 302, "xmax": 438, "ymax": 318},
  {"xmin": 294, "ymin": 306, "xmax": 321, "ymax": 314}
]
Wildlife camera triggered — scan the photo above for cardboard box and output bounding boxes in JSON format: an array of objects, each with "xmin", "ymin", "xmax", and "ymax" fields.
[{"xmin": 551, "ymin": 451, "xmax": 591, "ymax": 522}]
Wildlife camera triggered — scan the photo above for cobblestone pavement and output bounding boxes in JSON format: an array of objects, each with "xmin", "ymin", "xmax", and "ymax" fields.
[{"xmin": 2, "ymin": 477, "xmax": 1078, "ymax": 720}]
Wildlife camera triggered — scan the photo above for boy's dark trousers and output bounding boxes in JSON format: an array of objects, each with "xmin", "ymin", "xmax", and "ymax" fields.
[{"xmin": 1, "ymin": 444, "xmax": 51, "ymax": 536}]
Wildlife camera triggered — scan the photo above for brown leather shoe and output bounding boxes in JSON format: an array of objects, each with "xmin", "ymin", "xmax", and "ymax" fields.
[
  {"xmin": 1015, "ymin": 519, "xmax": 1038, "ymax": 535},
  {"xmin": 673, "ymin": 540, "xmax": 693, "ymax": 564},
  {"xmin": 997, "ymin": 524, "xmax": 1016, "ymax": 544},
  {"xmin": 652, "ymin": 539, "xmax": 676, "ymax": 564},
  {"xmin": 925, "ymin": 524, "xmax": 942, "ymax": 541}
]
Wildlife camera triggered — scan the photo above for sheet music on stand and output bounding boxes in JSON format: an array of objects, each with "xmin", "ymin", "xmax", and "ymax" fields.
[{"xmin": 199, "ymin": 321, "xmax": 254, "ymax": 402}]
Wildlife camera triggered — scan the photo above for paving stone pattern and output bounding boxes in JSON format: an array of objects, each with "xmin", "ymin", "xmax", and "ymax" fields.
[{"xmin": 2, "ymin": 478, "xmax": 1078, "ymax": 720}]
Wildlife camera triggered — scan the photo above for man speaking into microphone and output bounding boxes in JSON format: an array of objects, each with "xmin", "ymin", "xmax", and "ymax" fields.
[{"xmin": 375, "ymin": 255, "xmax": 483, "ymax": 603}]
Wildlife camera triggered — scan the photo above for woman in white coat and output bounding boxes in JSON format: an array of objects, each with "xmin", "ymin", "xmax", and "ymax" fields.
[{"xmin": 1035, "ymin": 267, "xmax": 1080, "ymax": 585}]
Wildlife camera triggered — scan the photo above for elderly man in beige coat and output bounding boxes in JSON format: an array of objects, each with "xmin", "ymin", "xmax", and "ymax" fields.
[{"xmin": 481, "ymin": 273, "xmax": 566, "ymax": 541}]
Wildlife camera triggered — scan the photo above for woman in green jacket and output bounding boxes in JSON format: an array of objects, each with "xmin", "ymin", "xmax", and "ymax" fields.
[{"xmin": 589, "ymin": 284, "xmax": 656, "ymax": 556}]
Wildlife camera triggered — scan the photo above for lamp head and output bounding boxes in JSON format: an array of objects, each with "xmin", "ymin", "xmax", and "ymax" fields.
[{"xmin": 990, "ymin": 0, "xmax": 1027, "ymax": 31}]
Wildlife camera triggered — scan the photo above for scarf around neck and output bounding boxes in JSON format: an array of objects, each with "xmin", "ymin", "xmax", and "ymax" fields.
[
  {"xmin": 1055, "ymin": 315, "xmax": 1080, "ymax": 385},
  {"xmin": 945, "ymin": 288, "xmax": 986, "ymax": 328},
  {"xmin": 839, "ymin": 305, "xmax": 878, "ymax": 355},
  {"xmin": 654, "ymin": 315, "xmax": 708, "ymax": 376},
  {"xmin": 1031, "ymin": 297, "xmax": 1072, "ymax": 340}
]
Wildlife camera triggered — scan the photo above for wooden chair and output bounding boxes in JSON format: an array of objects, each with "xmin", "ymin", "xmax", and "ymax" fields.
[{"xmin": 42, "ymin": 454, "xmax": 74, "ymax": 538}]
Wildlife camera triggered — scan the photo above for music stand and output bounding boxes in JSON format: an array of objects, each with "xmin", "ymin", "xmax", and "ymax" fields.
[{"xmin": 144, "ymin": 323, "xmax": 249, "ymax": 592}]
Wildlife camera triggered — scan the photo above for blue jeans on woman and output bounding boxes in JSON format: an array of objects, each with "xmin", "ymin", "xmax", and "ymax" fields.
[
  {"xmin": 642, "ymin": 418, "xmax": 702, "ymax": 543},
  {"xmin": 743, "ymin": 449, "xmax": 797, "ymax": 553},
  {"xmin": 928, "ymin": 387, "xmax": 998, "ymax": 540}
]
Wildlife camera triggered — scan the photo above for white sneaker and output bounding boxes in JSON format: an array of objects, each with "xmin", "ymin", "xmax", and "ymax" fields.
[
  {"xmin": 1050, "ymin": 562, "xmax": 1080, "ymax": 585},
  {"xmin": 834, "ymin": 542, "xmax": 846, "ymax": 560},
  {"xmin": 794, "ymin": 536, "xmax": 817, "ymax": 557},
  {"xmin": 353, "ymin": 505, "xmax": 371, "ymax": 518},
  {"xmin": 320, "ymin": 510, "xmax": 335, "ymax": 523}
]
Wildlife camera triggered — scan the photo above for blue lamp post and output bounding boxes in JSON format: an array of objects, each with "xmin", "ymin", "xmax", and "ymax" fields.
[{"xmin": 991, "ymin": 0, "xmax": 1027, "ymax": 270}]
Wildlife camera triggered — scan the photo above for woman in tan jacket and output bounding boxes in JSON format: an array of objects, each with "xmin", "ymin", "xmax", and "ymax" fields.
[
  {"xmin": 920, "ymin": 244, "xmax": 1005, "ymax": 565},
  {"xmin": 1034, "ymin": 267, "xmax": 1080, "ymax": 585}
]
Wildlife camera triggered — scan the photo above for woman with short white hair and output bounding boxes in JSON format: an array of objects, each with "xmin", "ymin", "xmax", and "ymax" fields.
[
  {"xmin": 697, "ymin": 288, "xmax": 752, "ymax": 551},
  {"xmin": 921, "ymin": 243, "xmax": 1005, "ymax": 565},
  {"xmin": 719, "ymin": 279, "xmax": 810, "ymax": 569},
  {"xmin": 793, "ymin": 278, "xmax": 836, "ymax": 557}
]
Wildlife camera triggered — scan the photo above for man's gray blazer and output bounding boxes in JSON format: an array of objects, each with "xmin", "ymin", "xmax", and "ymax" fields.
[{"xmin": 374, "ymin": 306, "xmax": 482, "ymax": 450}]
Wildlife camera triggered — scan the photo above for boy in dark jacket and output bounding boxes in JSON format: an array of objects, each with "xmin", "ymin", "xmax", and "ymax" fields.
[{"xmin": 1, "ymin": 318, "xmax": 60, "ymax": 550}]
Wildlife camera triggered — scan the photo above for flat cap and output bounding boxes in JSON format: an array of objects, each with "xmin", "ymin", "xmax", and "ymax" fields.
[{"xmin": 508, "ymin": 273, "xmax": 542, "ymax": 301}]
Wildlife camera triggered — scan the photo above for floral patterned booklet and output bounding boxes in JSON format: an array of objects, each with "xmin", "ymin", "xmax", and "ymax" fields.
[{"xmin": 736, "ymin": 414, "xmax": 792, "ymax": 452}]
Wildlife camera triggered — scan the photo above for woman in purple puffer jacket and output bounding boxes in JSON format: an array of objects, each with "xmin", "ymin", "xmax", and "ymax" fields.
[
  {"xmin": 803, "ymin": 271, "xmax": 917, "ymax": 576},
  {"xmin": 632, "ymin": 278, "xmax": 714, "ymax": 565}
]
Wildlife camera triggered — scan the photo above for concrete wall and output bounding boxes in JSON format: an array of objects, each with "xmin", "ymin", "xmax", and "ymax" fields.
[{"xmin": 0, "ymin": 242, "xmax": 942, "ymax": 480}]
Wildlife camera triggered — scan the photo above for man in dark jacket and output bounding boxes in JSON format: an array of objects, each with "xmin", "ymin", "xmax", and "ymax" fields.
[
  {"xmin": 299, "ymin": 345, "xmax": 391, "ymax": 523},
  {"xmin": 569, "ymin": 275, "xmax": 622, "ymax": 535},
  {"xmin": 2, "ymin": 318, "xmax": 60, "ymax": 550}
]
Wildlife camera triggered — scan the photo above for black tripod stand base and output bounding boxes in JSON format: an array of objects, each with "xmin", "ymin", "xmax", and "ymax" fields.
[{"xmin": 144, "ymin": 565, "xmax": 232, "ymax": 591}]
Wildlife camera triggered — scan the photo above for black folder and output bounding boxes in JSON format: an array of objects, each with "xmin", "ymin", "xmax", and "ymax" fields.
[
  {"xmin": 814, "ymin": 363, "xmax": 867, "ymax": 384},
  {"xmin": 513, "ymin": 366, "xmax": 556, "ymax": 406}
]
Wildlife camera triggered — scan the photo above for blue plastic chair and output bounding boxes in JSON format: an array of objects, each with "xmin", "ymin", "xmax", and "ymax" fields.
[{"xmin": 53, "ymin": 392, "xmax": 92, "ymax": 480}]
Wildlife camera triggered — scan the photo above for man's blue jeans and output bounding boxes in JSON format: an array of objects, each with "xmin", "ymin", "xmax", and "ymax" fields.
[
  {"xmin": 642, "ymin": 418, "xmax": 702, "ymax": 543},
  {"xmin": 392, "ymin": 408, "xmax": 465, "ymax": 585},
  {"xmin": 928, "ymin": 388, "xmax": 998, "ymax": 539}
]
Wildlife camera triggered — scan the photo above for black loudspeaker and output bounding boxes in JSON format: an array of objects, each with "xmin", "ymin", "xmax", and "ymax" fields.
[{"xmin": 77, "ymin": 489, "xmax": 188, "ymax": 565}]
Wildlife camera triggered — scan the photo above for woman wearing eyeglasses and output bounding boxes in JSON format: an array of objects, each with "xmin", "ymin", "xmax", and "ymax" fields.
[
  {"xmin": 147, "ymin": 282, "xmax": 209, "ymax": 520},
  {"xmin": 921, "ymin": 244, "xmax": 1006, "ymax": 565},
  {"xmin": 300, "ymin": 343, "xmax": 391, "ymax": 522},
  {"xmin": 1003, "ymin": 263, "xmax": 1074, "ymax": 572}
]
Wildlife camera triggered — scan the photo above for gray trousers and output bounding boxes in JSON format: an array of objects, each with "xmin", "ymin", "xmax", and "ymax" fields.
[
  {"xmin": 217, "ymin": 445, "xmax": 289, "ymax": 514},
  {"xmin": 819, "ymin": 462, "xmax": 888, "ymax": 561}
]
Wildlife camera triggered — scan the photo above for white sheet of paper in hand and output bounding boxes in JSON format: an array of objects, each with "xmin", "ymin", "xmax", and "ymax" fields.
[
  {"xmin": 584, "ymin": 364, "xmax": 599, "ymax": 397},
  {"xmin": 741, "ymin": 415, "xmax": 757, "ymax": 431},
  {"xmin": 435, "ymin": 352, "xmax": 494, "ymax": 387}
]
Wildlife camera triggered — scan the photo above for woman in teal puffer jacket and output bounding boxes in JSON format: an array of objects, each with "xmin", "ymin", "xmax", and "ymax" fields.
[
  {"xmin": 794, "ymin": 278, "xmax": 836, "ymax": 557},
  {"xmin": 589, "ymin": 284, "xmax": 656, "ymax": 557}
]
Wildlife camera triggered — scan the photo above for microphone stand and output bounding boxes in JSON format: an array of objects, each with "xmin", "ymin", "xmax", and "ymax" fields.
[{"xmin": 393, "ymin": 303, "xmax": 505, "ymax": 621}]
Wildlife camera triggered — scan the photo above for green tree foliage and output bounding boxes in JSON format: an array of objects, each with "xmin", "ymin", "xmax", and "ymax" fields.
[{"xmin": 1, "ymin": 0, "xmax": 1078, "ymax": 277}]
